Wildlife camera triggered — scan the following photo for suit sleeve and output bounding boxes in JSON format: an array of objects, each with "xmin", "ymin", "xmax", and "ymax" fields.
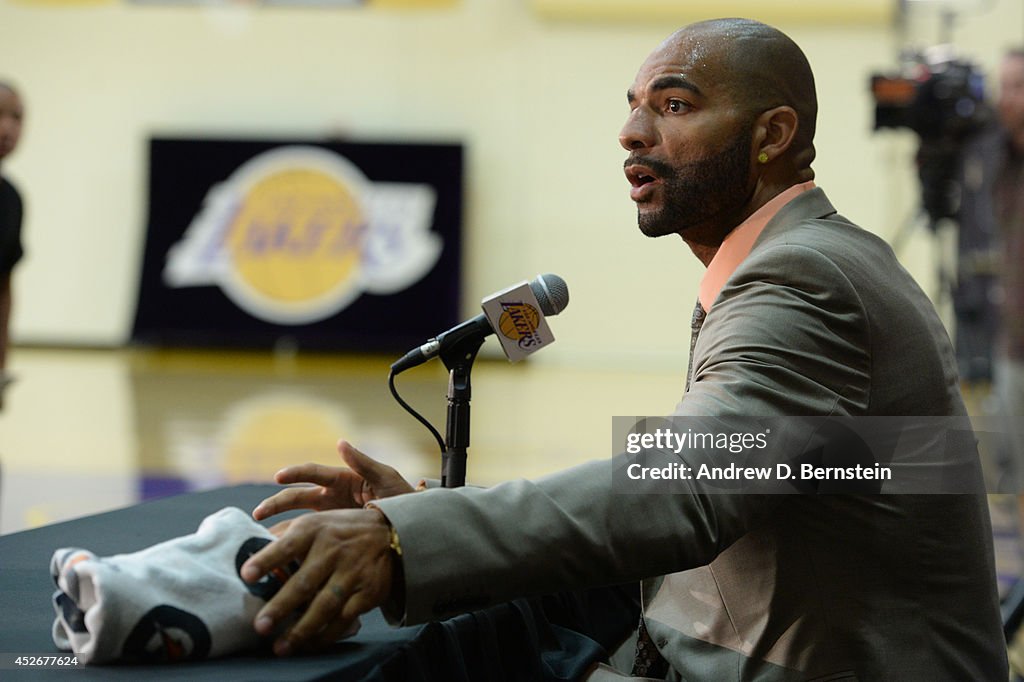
[{"xmin": 373, "ymin": 240, "xmax": 872, "ymax": 626}]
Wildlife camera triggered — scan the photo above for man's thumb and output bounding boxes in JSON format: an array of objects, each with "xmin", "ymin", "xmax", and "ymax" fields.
[{"xmin": 338, "ymin": 440, "xmax": 385, "ymax": 482}]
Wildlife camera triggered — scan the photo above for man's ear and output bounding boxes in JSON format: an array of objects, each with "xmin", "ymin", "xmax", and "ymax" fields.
[{"xmin": 753, "ymin": 106, "xmax": 799, "ymax": 164}]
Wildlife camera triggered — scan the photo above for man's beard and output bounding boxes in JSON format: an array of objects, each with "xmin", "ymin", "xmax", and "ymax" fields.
[{"xmin": 635, "ymin": 132, "xmax": 753, "ymax": 238}]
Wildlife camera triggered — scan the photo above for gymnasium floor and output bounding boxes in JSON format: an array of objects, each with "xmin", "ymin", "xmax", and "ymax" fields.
[{"xmin": 0, "ymin": 346, "xmax": 684, "ymax": 535}]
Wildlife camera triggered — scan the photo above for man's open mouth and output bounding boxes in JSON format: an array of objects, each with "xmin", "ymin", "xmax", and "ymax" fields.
[{"xmin": 625, "ymin": 165, "xmax": 660, "ymax": 188}]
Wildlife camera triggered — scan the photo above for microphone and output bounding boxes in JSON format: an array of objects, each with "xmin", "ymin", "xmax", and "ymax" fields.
[{"xmin": 391, "ymin": 273, "xmax": 569, "ymax": 374}]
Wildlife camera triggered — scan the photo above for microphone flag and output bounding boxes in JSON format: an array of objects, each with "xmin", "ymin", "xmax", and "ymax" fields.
[{"xmin": 480, "ymin": 280, "xmax": 556, "ymax": 362}]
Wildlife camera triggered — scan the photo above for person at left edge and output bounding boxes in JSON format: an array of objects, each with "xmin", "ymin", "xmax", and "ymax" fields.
[{"xmin": 0, "ymin": 80, "xmax": 25, "ymax": 412}]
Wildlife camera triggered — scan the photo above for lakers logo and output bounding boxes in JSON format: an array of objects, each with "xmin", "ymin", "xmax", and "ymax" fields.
[
  {"xmin": 223, "ymin": 164, "xmax": 367, "ymax": 319},
  {"xmin": 498, "ymin": 302, "xmax": 543, "ymax": 349},
  {"xmin": 164, "ymin": 146, "xmax": 441, "ymax": 324}
]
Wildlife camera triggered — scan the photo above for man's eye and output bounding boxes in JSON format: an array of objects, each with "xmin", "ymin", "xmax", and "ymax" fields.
[{"xmin": 667, "ymin": 99, "xmax": 689, "ymax": 113}]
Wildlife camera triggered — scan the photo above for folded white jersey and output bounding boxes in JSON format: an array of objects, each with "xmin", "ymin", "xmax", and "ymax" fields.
[{"xmin": 50, "ymin": 506, "xmax": 300, "ymax": 664}]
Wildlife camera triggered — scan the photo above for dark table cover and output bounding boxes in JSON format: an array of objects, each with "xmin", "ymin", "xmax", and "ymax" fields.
[{"xmin": 0, "ymin": 484, "xmax": 638, "ymax": 681}]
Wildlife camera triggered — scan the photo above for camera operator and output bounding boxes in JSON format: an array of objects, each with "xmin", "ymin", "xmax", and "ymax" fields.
[
  {"xmin": 956, "ymin": 47, "xmax": 1024, "ymax": 580},
  {"xmin": 0, "ymin": 80, "xmax": 24, "ymax": 412}
]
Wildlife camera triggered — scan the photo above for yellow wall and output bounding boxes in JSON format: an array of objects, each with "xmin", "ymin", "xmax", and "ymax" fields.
[{"xmin": 1, "ymin": 0, "xmax": 1022, "ymax": 369}]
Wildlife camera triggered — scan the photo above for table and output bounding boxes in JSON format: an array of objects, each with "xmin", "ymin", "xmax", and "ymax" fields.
[{"xmin": 0, "ymin": 484, "xmax": 638, "ymax": 681}]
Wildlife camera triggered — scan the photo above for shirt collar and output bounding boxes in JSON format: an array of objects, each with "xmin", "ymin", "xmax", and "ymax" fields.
[{"xmin": 698, "ymin": 181, "xmax": 816, "ymax": 312}]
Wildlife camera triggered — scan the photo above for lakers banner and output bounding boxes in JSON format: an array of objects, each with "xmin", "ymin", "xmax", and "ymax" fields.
[{"xmin": 132, "ymin": 138, "xmax": 463, "ymax": 352}]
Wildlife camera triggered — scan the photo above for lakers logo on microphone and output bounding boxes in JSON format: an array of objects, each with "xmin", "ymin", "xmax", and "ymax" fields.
[
  {"xmin": 163, "ymin": 146, "xmax": 442, "ymax": 325},
  {"xmin": 498, "ymin": 302, "xmax": 543, "ymax": 349},
  {"xmin": 481, "ymin": 280, "xmax": 557, "ymax": 363}
]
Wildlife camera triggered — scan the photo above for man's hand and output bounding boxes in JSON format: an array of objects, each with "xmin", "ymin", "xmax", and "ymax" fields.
[
  {"xmin": 241, "ymin": 508, "xmax": 396, "ymax": 656},
  {"xmin": 253, "ymin": 440, "xmax": 413, "ymax": 521}
]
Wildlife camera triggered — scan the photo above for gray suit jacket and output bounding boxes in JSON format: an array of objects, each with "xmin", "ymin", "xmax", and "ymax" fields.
[{"xmin": 375, "ymin": 188, "xmax": 1007, "ymax": 680}]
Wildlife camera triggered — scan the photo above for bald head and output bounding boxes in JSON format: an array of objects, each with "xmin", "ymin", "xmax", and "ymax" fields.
[
  {"xmin": 620, "ymin": 18, "xmax": 819, "ymax": 254},
  {"xmin": 662, "ymin": 18, "xmax": 818, "ymax": 168}
]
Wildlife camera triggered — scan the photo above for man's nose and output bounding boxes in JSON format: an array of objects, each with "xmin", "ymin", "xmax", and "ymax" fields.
[{"xmin": 619, "ymin": 109, "xmax": 657, "ymax": 151}]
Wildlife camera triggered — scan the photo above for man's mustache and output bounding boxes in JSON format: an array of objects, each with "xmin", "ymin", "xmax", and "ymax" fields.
[{"xmin": 624, "ymin": 155, "xmax": 676, "ymax": 178}]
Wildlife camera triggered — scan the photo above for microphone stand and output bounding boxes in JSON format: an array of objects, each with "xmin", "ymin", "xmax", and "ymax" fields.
[{"xmin": 438, "ymin": 335, "xmax": 485, "ymax": 487}]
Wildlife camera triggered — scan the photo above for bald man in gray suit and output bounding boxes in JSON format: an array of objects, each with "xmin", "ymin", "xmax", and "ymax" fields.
[{"xmin": 243, "ymin": 18, "xmax": 1008, "ymax": 681}]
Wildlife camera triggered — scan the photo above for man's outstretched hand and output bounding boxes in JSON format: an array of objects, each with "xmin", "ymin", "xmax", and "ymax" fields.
[{"xmin": 253, "ymin": 440, "xmax": 414, "ymax": 521}]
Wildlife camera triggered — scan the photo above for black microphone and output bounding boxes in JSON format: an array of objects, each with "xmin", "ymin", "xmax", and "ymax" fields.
[{"xmin": 391, "ymin": 273, "xmax": 569, "ymax": 374}]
